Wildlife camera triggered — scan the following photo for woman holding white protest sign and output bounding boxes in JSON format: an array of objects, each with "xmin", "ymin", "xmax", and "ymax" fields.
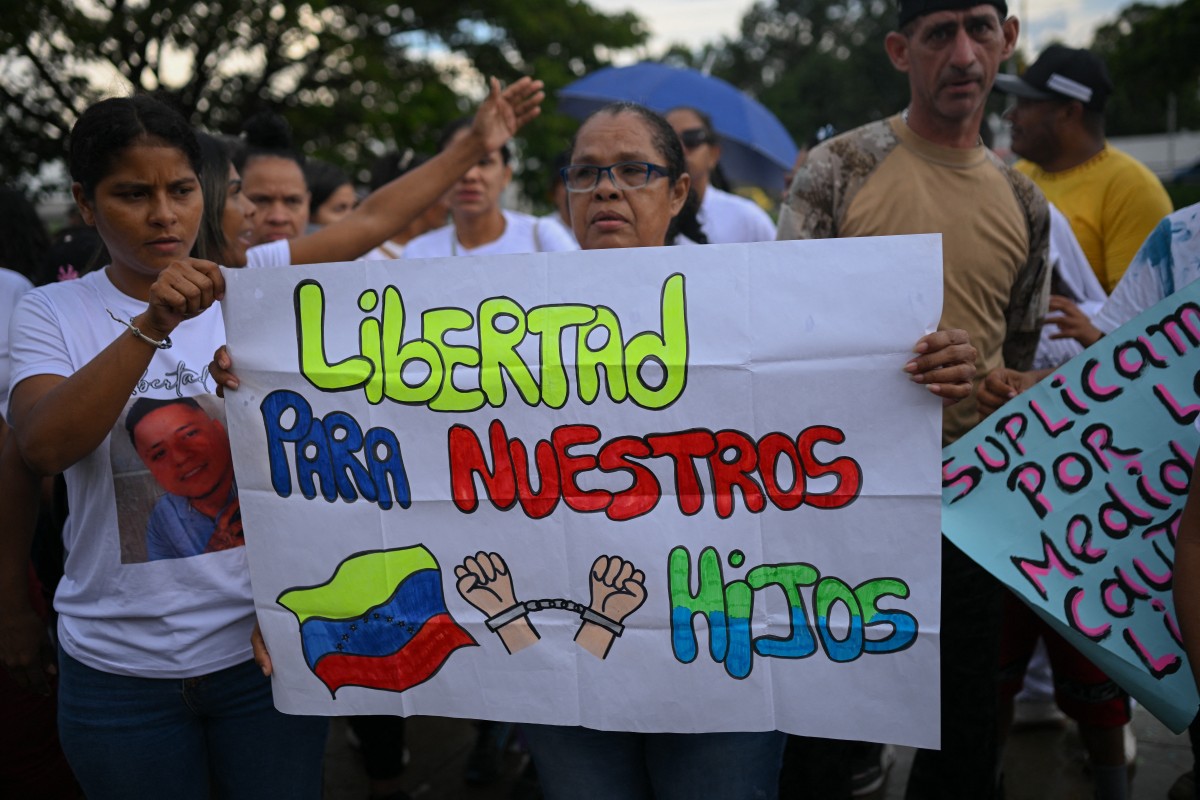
[
  {"xmin": 3, "ymin": 77, "xmax": 544, "ymax": 799},
  {"xmin": 216, "ymin": 101, "xmax": 977, "ymax": 800},
  {"xmin": 399, "ymin": 116, "xmax": 578, "ymax": 260}
]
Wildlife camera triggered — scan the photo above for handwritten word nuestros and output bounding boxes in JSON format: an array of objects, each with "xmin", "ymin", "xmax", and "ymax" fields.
[
  {"xmin": 669, "ymin": 547, "xmax": 917, "ymax": 679},
  {"xmin": 295, "ymin": 275, "xmax": 689, "ymax": 411},
  {"xmin": 449, "ymin": 419, "xmax": 863, "ymax": 521}
]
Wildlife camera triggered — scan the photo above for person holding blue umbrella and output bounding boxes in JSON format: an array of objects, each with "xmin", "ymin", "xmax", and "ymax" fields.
[{"xmin": 665, "ymin": 107, "xmax": 777, "ymax": 245}]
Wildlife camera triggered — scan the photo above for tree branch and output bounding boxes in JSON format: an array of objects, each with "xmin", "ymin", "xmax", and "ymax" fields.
[{"xmin": 16, "ymin": 39, "xmax": 85, "ymax": 117}]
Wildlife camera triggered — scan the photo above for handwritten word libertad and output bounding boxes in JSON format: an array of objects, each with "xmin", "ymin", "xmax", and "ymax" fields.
[{"xmin": 295, "ymin": 275, "xmax": 689, "ymax": 411}]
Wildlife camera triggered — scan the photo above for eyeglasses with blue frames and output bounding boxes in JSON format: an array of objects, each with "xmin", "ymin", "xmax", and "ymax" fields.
[{"xmin": 560, "ymin": 162, "xmax": 671, "ymax": 193}]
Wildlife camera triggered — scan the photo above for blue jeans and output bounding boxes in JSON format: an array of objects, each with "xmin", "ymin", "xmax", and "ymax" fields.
[
  {"xmin": 57, "ymin": 649, "xmax": 328, "ymax": 800},
  {"xmin": 522, "ymin": 724, "xmax": 786, "ymax": 800}
]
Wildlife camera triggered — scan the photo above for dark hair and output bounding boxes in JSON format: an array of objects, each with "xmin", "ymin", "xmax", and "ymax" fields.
[
  {"xmin": 668, "ymin": 106, "xmax": 730, "ymax": 193},
  {"xmin": 368, "ymin": 149, "xmax": 428, "ymax": 192},
  {"xmin": 68, "ymin": 95, "xmax": 202, "ymax": 199},
  {"xmin": 235, "ymin": 111, "xmax": 306, "ymax": 174},
  {"xmin": 124, "ymin": 396, "xmax": 203, "ymax": 445},
  {"xmin": 34, "ymin": 225, "xmax": 103, "ymax": 286},
  {"xmin": 438, "ymin": 117, "xmax": 511, "ymax": 165},
  {"xmin": 0, "ymin": 187, "xmax": 51, "ymax": 280},
  {"xmin": 190, "ymin": 132, "xmax": 237, "ymax": 263},
  {"xmin": 666, "ymin": 105, "xmax": 718, "ymax": 143},
  {"xmin": 673, "ymin": 191, "xmax": 708, "ymax": 245},
  {"xmin": 304, "ymin": 159, "xmax": 353, "ymax": 215},
  {"xmin": 548, "ymin": 150, "xmax": 571, "ymax": 189},
  {"xmin": 570, "ymin": 103, "xmax": 707, "ymax": 245}
]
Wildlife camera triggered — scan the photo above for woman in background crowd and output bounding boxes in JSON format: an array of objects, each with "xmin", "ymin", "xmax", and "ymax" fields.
[
  {"xmin": 402, "ymin": 116, "xmax": 577, "ymax": 258},
  {"xmin": 304, "ymin": 159, "xmax": 357, "ymax": 226}
]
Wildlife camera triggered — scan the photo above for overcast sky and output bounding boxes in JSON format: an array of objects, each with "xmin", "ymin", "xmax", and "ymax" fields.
[{"xmin": 590, "ymin": 0, "xmax": 1172, "ymax": 58}]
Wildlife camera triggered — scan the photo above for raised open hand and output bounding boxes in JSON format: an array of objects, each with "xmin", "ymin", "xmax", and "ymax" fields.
[{"xmin": 469, "ymin": 76, "xmax": 545, "ymax": 155}]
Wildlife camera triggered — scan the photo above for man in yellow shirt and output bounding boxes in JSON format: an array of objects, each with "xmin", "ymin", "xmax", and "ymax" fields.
[{"xmin": 996, "ymin": 45, "xmax": 1172, "ymax": 292}]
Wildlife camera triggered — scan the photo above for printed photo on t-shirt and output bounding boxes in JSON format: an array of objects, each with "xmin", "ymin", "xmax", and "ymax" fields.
[{"xmin": 111, "ymin": 394, "xmax": 242, "ymax": 564}]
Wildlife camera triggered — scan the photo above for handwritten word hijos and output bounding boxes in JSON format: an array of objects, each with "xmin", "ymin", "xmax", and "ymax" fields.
[
  {"xmin": 669, "ymin": 547, "xmax": 918, "ymax": 679},
  {"xmin": 943, "ymin": 301, "xmax": 1200, "ymax": 680},
  {"xmin": 294, "ymin": 274, "xmax": 688, "ymax": 411}
]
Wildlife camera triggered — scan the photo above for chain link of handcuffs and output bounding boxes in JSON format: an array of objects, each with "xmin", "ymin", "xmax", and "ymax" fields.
[{"xmin": 484, "ymin": 597, "xmax": 624, "ymax": 636}]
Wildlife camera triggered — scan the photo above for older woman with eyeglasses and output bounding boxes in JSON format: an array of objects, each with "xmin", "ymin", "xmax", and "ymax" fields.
[
  {"xmin": 664, "ymin": 106, "xmax": 778, "ymax": 245},
  {"xmin": 510, "ymin": 102, "xmax": 978, "ymax": 800}
]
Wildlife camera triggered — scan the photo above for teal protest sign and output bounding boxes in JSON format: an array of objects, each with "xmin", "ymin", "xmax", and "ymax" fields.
[{"xmin": 943, "ymin": 280, "xmax": 1200, "ymax": 732}]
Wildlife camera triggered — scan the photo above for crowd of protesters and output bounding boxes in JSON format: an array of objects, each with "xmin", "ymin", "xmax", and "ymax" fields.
[{"xmin": 1, "ymin": 0, "xmax": 1198, "ymax": 797}]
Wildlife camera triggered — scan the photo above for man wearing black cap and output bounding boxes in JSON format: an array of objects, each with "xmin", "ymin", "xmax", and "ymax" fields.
[
  {"xmin": 997, "ymin": 45, "xmax": 1172, "ymax": 294},
  {"xmin": 777, "ymin": 0, "xmax": 1049, "ymax": 796}
]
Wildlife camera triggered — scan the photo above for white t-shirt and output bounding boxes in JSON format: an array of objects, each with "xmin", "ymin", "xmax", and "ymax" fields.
[
  {"xmin": 245, "ymin": 239, "xmax": 292, "ymax": 269},
  {"xmin": 1094, "ymin": 203, "xmax": 1200, "ymax": 334},
  {"xmin": 402, "ymin": 209, "xmax": 578, "ymax": 259},
  {"xmin": 696, "ymin": 187, "xmax": 777, "ymax": 244},
  {"xmin": 1033, "ymin": 205, "xmax": 1108, "ymax": 370},
  {"xmin": 1, "ymin": 267, "xmax": 34, "ymax": 414},
  {"xmin": 538, "ymin": 212, "xmax": 578, "ymax": 246},
  {"xmin": 361, "ymin": 240, "xmax": 407, "ymax": 262},
  {"xmin": 9, "ymin": 269, "xmax": 254, "ymax": 678}
]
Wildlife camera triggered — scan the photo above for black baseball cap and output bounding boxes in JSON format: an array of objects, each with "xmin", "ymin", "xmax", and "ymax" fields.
[
  {"xmin": 898, "ymin": 0, "xmax": 1008, "ymax": 29},
  {"xmin": 993, "ymin": 45, "xmax": 1112, "ymax": 112}
]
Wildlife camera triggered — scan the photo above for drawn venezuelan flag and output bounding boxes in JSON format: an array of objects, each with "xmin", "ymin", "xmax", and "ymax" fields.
[{"xmin": 278, "ymin": 545, "xmax": 476, "ymax": 695}]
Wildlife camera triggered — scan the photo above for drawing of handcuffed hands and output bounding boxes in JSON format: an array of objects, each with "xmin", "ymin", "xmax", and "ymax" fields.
[{"xmin": 454, "ymin": 553, "xmax": 647, "ymax": 659}]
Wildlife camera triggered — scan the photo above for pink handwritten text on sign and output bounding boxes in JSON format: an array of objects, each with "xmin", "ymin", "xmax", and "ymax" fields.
[{"xmin": 942, "ymin": 291, "xmax": 1200, "ymax": 732}]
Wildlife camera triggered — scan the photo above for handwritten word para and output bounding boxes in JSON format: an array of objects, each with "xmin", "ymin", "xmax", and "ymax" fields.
[
  {"xmin": 261, "ymin": 390, "xmax": 411, "ymax": 510},
  {"xmin": 448, "ymin": 419, "xmax": 863, "ymax": 521},
  {"xmin": 294, "ymin": 274, "xmax": 689, "ymax": 412},
  {"xmin": 668, "ymin": 547, "xmax": 917, "ymax": 679}
]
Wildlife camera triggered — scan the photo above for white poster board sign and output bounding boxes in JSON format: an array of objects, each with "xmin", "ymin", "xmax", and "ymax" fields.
[{"xmin": 222, "ymin": 236, "xmax": 944, "ymax": 747}]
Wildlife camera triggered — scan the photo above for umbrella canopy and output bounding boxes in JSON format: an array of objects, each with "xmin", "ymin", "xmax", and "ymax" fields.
[{"xmin": 558, "ymin": 62, "xmax": 798, "ymax": 191}]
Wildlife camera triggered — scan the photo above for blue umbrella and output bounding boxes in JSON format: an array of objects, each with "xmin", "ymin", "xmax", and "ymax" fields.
[{"xmin": 557, "ymin": 62, "xmax": 798, "ymax": 191}]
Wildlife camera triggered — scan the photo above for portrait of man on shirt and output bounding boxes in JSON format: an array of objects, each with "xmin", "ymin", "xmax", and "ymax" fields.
[{"xmin": 123, "ymin": 396, "xmax": 242, "ymax": 562}]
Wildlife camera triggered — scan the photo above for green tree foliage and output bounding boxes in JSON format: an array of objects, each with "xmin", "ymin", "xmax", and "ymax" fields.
[
  {"xmin": 0, "ymin": 0, "xmax": 645, "ymax": 199},
  {"xmin": 703, "ymin": 0, "xmax": 910, "ymax": 148},
  {"xmin": 1091, "ymin": 0, "xmax": 1200, "ymax": 137}
]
